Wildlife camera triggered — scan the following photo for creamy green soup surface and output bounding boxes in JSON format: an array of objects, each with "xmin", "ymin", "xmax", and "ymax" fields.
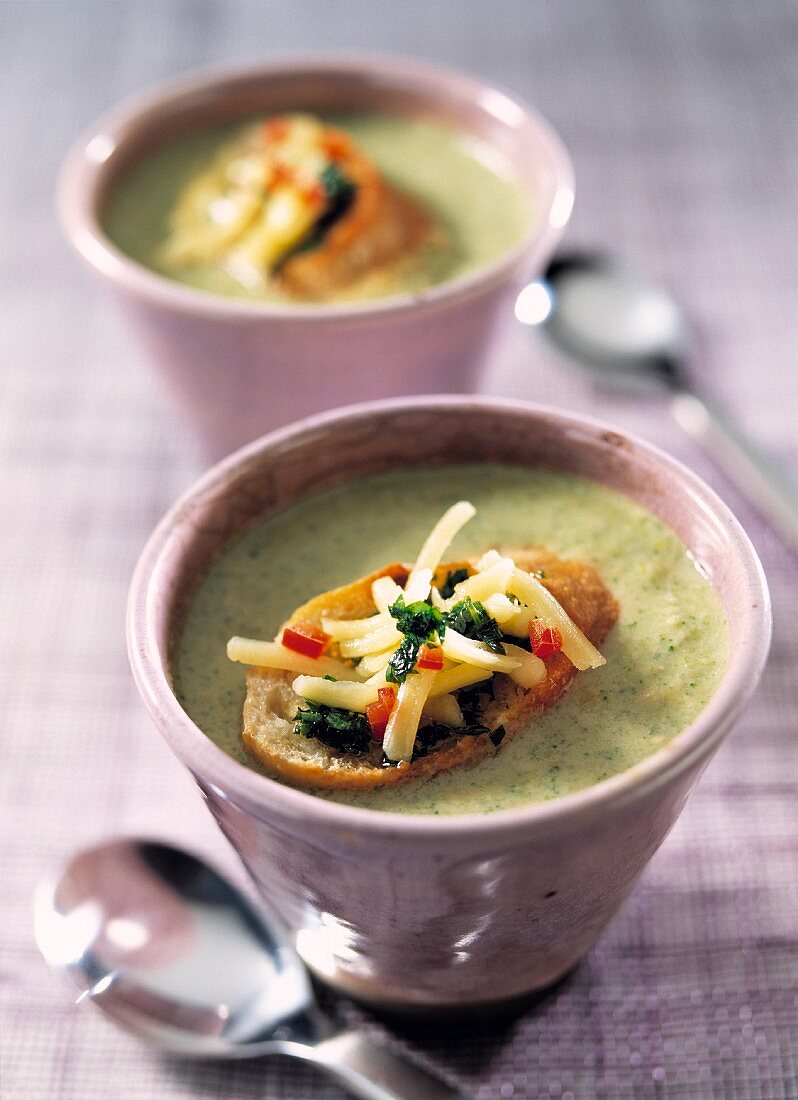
[
  {"xmin": 102, "ymin": 114, "xmax": 530, "ymax": 303},
  {"xmin": 174, "ymin": 465, "xmax": 727, "ymax": 815}
]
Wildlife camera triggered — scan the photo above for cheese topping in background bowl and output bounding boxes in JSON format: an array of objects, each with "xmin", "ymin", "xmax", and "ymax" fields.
[{"xmin": 160, "ymin": 113, "xmax": 448, "ymax": 302}]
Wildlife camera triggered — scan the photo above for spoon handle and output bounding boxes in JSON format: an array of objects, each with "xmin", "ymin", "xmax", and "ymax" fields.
[
  {"xmin": 308, "ymin": 1030, "xmax": 469, "ymax": 1100},
  {"xmin": 670, "ymin": 390, "xmax": 798, "ymax": 554}
]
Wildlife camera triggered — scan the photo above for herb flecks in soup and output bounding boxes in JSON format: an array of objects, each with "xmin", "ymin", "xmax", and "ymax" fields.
[
  {"xmin": 103, "ymin": 114, "xmax": 530, "ymax": 305},
  {"xmin": 227, "ymin": 502, "xmax": 617, "ymax": 787},
  {"xmin": 174, "ymin": 466, "xmax": 728, "ymax": 815}
]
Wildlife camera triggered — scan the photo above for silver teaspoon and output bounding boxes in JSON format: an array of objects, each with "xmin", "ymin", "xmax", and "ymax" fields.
[
  {"xmin": 516, "ymin": 252, "xmax": 798, "ymax": 554},
  {"xmin": 34, "ymin": 838, "xmax": 468, "ymax": 1100}
]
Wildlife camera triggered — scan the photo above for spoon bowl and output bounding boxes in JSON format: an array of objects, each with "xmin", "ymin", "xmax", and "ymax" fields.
[
  {"xmin": 34, "ymin": 838, "xmax": 324, "ymax": 1058},
  {"xmin": 35, "ymin": 838, "xmax": 465, "ymax": 1098},
  {"xmin": 518, "ymin": 251, "xmax": 798, "ymax": 553}
]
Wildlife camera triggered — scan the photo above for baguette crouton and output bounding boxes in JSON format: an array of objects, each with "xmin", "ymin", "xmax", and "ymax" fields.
[{"xmin": 241, "ymin": 549, "xmax": 618, "ymax": 790}]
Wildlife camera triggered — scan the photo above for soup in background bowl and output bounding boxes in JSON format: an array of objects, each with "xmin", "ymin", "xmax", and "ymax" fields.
[
  {"xmin": 103, "ymin": 112, "xmax": 531, "ymax": 305},
  {"xmin": 127, "ymin": 397, "xmax": 770, "ymax": 1008},
  {"xmin": 59, "ymin": 57, "xmax": 573, "ymax": 455}
]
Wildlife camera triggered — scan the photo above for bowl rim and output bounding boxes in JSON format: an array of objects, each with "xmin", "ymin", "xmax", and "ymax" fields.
[
  {"xmin": 57, "ymin": 53, "xmax": 575, "ymax": 322},
  {"xmin": 127, "ymin": 395, "xmax": 771, "ymax": 841}
]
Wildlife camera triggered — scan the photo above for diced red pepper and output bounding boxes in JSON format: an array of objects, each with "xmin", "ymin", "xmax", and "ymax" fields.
[
  {"xmin": 321, "ymin": 130, "xmax": 352, "ymax": 160},
  {"xmin": 281, "ymin": 621, "xmax": 330, "ymax": 659},
  {"xmin": 366, "ymin": 701, "xmax": 390, "ymax": 742},
  {"xmin": 264, "ymin": 117, "xmax": 290, "ymax": 143},
  {"xmin": 377, "ymin": 687, "xmax": 396, "ymax": 714},
  {"xmin": 271, "ymin": 161, "xmax": 294, "ymax": 186},
  {"xmin": 528, "ymin": 621, "xmax": 563, "ymax": 660},
  {"xmin": 416, "ymin": 644, "xmax": 444, "ymax": 671},
  {"xmin": 302, "ymin": 182, "xmax": 325, "ymax": 208}
]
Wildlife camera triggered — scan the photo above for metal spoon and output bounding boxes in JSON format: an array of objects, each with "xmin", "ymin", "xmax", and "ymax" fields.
[
  {"xmin": 516, "ymin": 252, "xmax": 798, "ymax": 554},
  {"xmin": 34, "ymin": 838, "xmax": 467, "ymax": 1100}
]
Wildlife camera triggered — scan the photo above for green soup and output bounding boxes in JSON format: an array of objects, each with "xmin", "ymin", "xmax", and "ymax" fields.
[
  {"xmin": 174, "ymin": 465, "xmax": 728, "ymax": 815},
  {"xmin": 102, "ymin": 114, "xmax": 530, "ymax": 304}
]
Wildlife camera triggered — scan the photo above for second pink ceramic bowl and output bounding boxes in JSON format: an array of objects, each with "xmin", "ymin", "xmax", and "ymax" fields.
[
  {"xmin": 59, "ymin": 57, "xmax": 574, "ymax": 456},
  {"xmin": 128, "ymin": 396, "xmax": 770, "ymax": 1010}
]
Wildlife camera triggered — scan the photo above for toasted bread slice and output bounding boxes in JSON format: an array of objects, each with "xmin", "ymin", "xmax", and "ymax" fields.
[
  {"xmin": 278, "ymin": 136, "xmax": 441, "ymax": 301},
  {"xmin": 242, "ymin": 550, "xmax": 618, "ymax": 790}
]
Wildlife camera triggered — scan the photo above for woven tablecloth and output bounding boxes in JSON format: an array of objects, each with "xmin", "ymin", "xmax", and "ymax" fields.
[{"xmin": 2, "ymin": 2, "xmax": 797, "ymax": 1097}]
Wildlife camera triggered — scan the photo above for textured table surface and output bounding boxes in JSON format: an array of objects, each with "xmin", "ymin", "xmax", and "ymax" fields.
[{"xmin": 2, "ymin": 2, "xmax": 797, "ymax": 1097}]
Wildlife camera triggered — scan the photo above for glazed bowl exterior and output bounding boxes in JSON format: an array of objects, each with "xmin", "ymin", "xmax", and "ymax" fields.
[
  {"xmin": 59, "ymin": 57, "xmax": 574, "ymax": 457},
  {"xmin": 127, "ymin": 397, "xmax": 770, "ymax": 1008}
]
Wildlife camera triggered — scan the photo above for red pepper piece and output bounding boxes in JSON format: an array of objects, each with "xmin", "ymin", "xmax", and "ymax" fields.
[
  {"xmin": 271, "ymin": 162, "xmax": 294, "ymax": 186},
  {"xmin": 416, "ymin": 644, "xmax": 444, "ymax": 671},
  {"xmin": 528, "ymin": 621, "xmax": 563, "ymax": 660},
  {"xmin": 303, "ymin": 182, "xmax": 325, "ymax": 208},
  {"xmin": 321, "ymin": 130, "xmax": 352, "ymax": 160},
  {"xmin": 281, "ymin": 621, "xmax": 330, "ymax": 659},
  {"xmin": 366, "ymin": 701, "xmax": 390, "ymax": 742},
  {"xmin": 264, "ymin": 117, "xmax": 289, "ymax": 143},
  {"xmin": 377, "ymin": 687, "xmax": 396, "ymax": 714}
]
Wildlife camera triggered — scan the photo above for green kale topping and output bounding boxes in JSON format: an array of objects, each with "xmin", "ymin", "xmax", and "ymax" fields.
[
  {"xmin": 412, "ymin": 723, "xmax": 454, "ymax": 759},
  {"xmin": 293, "ymin": 702, "xmax": 371, "ymax": 755},
  {"xmin": 319, "ymin": 162, "xmax": 356, "ymax": 206},
  {"xmin": 456, "ymin": 679, "xmax": 494, "ymax": 737},
  {"xmin": 385, "ymin": 596, "xmax": 446, "ymax": 684},
  {"xmin": 278, "ymin": 163, "xmax": 356, "ymax": 263},
  {"xmin": 444, "ymin": 597, "xmax": 506, "ymax": 654},
  {"xmin": 385, "ymin": 637, "xmax": 420, "ymax": 685},
  {"xmin": 390, "ymin": 596, "xmax": 445, "ymax": 641},
  {"xmin": 438, "ymin": 567, "xmax": 469, "ymax": 600},
  {"xmin": 489, "ymin": 724, "xmax": 507, "ymax": 746}
]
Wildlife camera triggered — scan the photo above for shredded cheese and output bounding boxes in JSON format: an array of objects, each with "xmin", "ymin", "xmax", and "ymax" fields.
[
  {"xmin": 422, "ymin": 693, "xmax": 464, "ymax": 728},
  {"xmin": 321, "ymin": 611, "xmax": 389, "ymax": 641},
  {"xmin": 509, "ymin": 568, "xmax": 605, "ymax": 670},
  {"xmin": 444, "ymin": 555, "xmax": 515, "ymax": 606},
  {"xmin": 428, "ymin": 664, "xmax": 492, "ymax": 697},
  {"xmin": 356, "ymin": 651, "xmax": 394, "ymax": 680},
  {"xmin": 382, "ymin": 669, "xmax": 438, "ymax": 761},
  {"xmin": 503, "ymin": 644, "xmax": 547, "ymax": 688},
  {"xmin": 226, "ymin": 638, "xmax": 359, "ymax": 680},
  {"xmin": 440, "ymin": 629, "xmax": 522, "ymax": 673},
  {"xmin": 481, "ymin": 593, "xmax": 518, "ymax": 624},
  {"xmin": 291, "ymin": 676, "xmax": 378, "ymax": 713},
  {"xmin": 403, "ymin": 567, "xmax": 433, "ymax": 604},
  {"xmin": 372, "ymin": 575, "xmax": 403, "ymax": 613},
  {"xmin": 405, "ymin": 501, "xmax": 476, "ymax": 592},
  {"xmin": 338, "ymin": 621, "xmax": 402, "ymax": 660}
]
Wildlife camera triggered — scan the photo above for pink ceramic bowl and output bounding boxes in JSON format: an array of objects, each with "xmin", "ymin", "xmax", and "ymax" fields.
[
  {"xmin": 127, "ymin": 396, "xmax": 770, "ymax": 1010},
  {"xmin": 59, "ymin": 57, "xmax": 574, "ymax": 457}
]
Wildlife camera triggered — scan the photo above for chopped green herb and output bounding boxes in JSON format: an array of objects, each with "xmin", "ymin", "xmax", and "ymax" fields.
[
  {"xmin": 412, "ymin": 723, "xmax": 454, "ymax": 759},
  {"xmin": 453, "ymin": 680, "xmax": 493, "ymax": 737},
  {"xmin": 389, "ymin": 596, "xmax": 445, "ymax": 641},
  {"xmin": 293, "ymin": 702, "xmax": 371, "ymax": 755},
  {"xmin": 438, "ymin": 567, "xmax": 469, "ymax": 600},
  {"xmin": 489, "ymin": 724, "xmax": 507, "ymax": 746},
  {"xmin": 279, "ymin": 163, "xmax": 356, "ymax": 262},
  {"xmin": 385, "ymin": 636, "xmax": 421, "ymax": 684},
  {"xmin": 386, "ymin": 596, "xmax": 445, "ymax": 684},
  {"xmin": 319, "ymin": 162, "xmax": 355, "ymax": 206},
  {"xmin": 444, "ymin": 597, "xmax": 505, "ymax": 654}
]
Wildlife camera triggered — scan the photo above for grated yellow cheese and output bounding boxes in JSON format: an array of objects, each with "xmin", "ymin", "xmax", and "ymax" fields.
[{"xmin": 226, "ymin": 638, "xmax": 359, "ymax": 680}]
